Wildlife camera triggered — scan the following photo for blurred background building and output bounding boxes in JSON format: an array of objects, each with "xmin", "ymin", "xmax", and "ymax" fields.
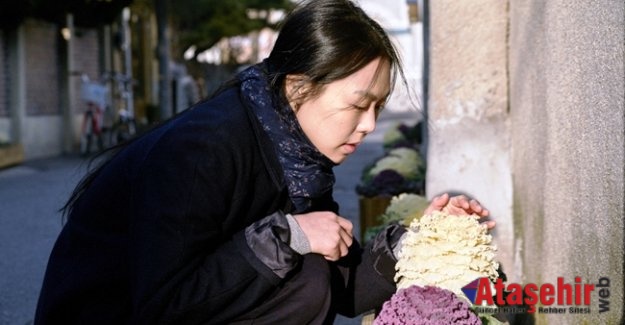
[{"xmin": 0, "ymin": 0, "xmax": 424, "ymax": 163}]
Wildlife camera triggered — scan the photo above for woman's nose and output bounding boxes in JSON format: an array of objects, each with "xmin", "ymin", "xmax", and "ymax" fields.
[{"xmin": 357, "ymin": 107, "xmax": 377, "ymax": 134}]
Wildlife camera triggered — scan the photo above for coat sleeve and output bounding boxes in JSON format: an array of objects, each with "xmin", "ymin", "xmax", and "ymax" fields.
[{"xmin": 125, "ymin": 122, "xmax": 300, "ymax": 324}]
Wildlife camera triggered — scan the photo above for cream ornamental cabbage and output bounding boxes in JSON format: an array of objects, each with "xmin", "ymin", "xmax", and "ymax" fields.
[
  {"xmin": 380, "ymin": 193, "xmax": 429, "ymax": 226},
  {"xmin": 388, "ymin": 147, "xmax": 421, "ymax": 163},
  {"xmin": 382, "ymin": 124, "xmax": 404, "ymax": 146},
  {"xmin": 394, "ymin": 211, "xmax": 499, "ymax": 301},
  {"xmin": 368, "ymin": 148, "xmax": 423, "ymax": 180}
]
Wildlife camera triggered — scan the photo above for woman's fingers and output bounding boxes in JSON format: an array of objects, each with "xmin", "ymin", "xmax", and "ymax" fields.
[
  {"xmin": 423, "ymin": 193, "xmax": 450, "ymax": 215},
  {"xmin": 322, "ymin": 234, "xmax": 350, "ymax": 261},
  {"xmin": 325, "ymin": 239, "xmax": 349, "ymax": 261},
  {"xmin": 482, "ymin": 220, "xmax": 496, "ymax": 230},
  {"xmin": 469, "ymin": 199, "xmax": 481, "ymax": 214},
  {"xmin": 294, "ymin": 212, "xmax": 353, "ymax": 261},
  {"xmin": 423, "ymin": 194, "xmax": 495, "ymax": 230},
  {"xmin": 469, "ymin": 199, "xmax": 490, "ymax": 217},
  {"xmin": 439, "ymin": 195, "xmax": 490, "ymax": 218},
  {"xmin": 434, "ymin": 193, "xmax": 450, "ymax": 207},
  {"xmin": 337, "ymin": 216, "xmax": 354, "ymax": 249},
  {"xmin": 337, "ymin": 217, "xmax": 354, "ymax": 239},
  {"xmin": 339, "ymin": 227, "xmax": 353, "ymax": 248},
  {"xmin": 449, "ymin": 195, "xmax": 470, "ymax": 211},
  {"xmin": 331, "ymin": 218, "xmax": 353, "ymax": 260}
]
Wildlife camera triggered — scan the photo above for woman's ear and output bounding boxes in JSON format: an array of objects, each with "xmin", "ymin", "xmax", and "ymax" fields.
[{"xmin": 285, "ymin": 74, "xmax": 309, "ymax": 110}]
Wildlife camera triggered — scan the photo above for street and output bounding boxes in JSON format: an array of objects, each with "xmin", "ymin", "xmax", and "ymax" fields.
[
  {"xmin": 0, "ymin": 156, "xmax": 87, "ymax": 324},
  {"xmin": 0, "ymin": 109, "xmax": 417, "ymax": 325}
]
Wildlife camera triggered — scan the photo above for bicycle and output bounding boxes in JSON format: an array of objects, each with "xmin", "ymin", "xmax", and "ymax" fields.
[
  {"xmin": 77, "ymin": 73, "xmax": 109, "ymax": 156},
  {"xmin": 107, "ymin": 72, "xmax": 137, "ymax": 146}
]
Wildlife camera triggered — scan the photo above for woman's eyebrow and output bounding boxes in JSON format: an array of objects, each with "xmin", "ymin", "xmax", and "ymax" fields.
[{"xmin": 354, "ymin": 90, "xmax": 390, "ymax": 102}]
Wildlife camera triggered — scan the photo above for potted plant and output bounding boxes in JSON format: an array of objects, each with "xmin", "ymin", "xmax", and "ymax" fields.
[
  {"xmin": 0, "ymin": 136, "xmax": 24, "ymax": 169},
  {"xmin": 356, "ymin": 146, "xmax": 426, "ymax": 240}
]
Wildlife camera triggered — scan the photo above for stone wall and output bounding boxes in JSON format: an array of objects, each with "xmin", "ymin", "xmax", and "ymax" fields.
[
  {"xmin": 509, "ymin": 1, "xmax": 624, "ymax": 323},
  {"xmin": 426, "ymin": 0, "xmax": 513, "ymax": 274},
  {"xmin": 428, "ymin": 0, "xmax": 624, "ymax": 323}
]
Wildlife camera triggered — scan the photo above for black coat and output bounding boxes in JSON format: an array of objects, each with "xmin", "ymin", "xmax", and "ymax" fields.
[{"xmin": 35, "ymin": 86, "xmax": 398, "ymax": 324}]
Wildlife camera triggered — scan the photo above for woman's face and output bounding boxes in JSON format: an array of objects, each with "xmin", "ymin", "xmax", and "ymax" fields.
[{"xmin": 291, "ymin": 57, "xmax": 391, "ymax": 164}]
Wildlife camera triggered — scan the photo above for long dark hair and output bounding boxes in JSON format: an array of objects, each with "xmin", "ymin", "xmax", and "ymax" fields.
[
  {"xmin": 61, "ymin": 0, "xmax": 409, "ymax": 218},
  {"xmin": 266, "ymin": 0, "xmax": 405, "ymax": 102}
]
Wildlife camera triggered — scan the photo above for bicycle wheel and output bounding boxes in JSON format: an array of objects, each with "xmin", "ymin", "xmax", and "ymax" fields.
[
  {"xmin": 110, "ymin": 117, "xmax": 136, "ymax": 145},
  {"xmin": 80, "ymin": 112, "xmax": 94, "ymax": 156}
]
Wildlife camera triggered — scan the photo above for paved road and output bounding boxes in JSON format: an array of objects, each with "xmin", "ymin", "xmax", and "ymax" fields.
[
  {"xmin": 0, "ymin": 156, "xmax": 88, "ymax": 325},
  {"xmin": 0, "ymin": 109, "xmax": 417, "ymax": 325}
]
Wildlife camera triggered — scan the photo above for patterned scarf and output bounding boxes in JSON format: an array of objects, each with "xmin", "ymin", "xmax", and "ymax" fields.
[{"xmin": 238, "ymin": 63, "xmax": 336, "ymax": 213}]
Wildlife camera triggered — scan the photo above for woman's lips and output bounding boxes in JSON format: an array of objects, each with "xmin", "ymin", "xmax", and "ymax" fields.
[{"xmin": 342, "ymin": 142, "xmax": 360, "ymax": 154}]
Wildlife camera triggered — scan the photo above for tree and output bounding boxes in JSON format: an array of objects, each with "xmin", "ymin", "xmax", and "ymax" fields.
[
  {"xmin": 169, "ymin": 0, "xmax": 293, "ymax": 60},
  {"xmin": 151, "ymin": 0, "xmax": 293, "ymax": 119}
]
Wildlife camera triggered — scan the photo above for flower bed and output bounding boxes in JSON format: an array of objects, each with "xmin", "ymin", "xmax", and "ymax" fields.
[
  {"xmin": 356, "ymin": 122, "xmax": 425, "ymax": 241},
  {"xmin": 361, "ymin": 193, "xmax": 429, "ymax": 243}
]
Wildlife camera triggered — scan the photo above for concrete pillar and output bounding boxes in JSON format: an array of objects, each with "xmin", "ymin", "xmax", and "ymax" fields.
[
  {"xmin": 8, "ymin": 25, "xmax": 26, "ymax": 146},
  {"xmin": 426, "ymin": 0, "xmax": 513, "ymax": 274},
  {"xmin": 62, "ymin": 13, "xmax": 76, "ymax": 153}
]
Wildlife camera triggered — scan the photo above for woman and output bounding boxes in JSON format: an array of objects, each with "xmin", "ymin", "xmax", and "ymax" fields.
[{"xmin": 35, "ymin": 0, "xmax": 491, "ymax": 324}]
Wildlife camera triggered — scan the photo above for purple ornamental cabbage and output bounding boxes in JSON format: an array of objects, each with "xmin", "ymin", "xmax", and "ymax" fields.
[
  {"xmin": 374, "ymin": 285, "xmax": 481, "ymax": 325},
  {"xmin": 371, "ymin": 169, "xmax": 405, "ymax": 191}
]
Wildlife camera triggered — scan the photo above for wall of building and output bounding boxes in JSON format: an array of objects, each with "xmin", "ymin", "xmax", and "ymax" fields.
[
  {"xmin": 426, "ymin": 0, "xmax": 513, "ymax": 274},
  {"xmin": 509, "ymin": 1, "xmax": 624, "ymax": 323},
  {"xmin": 0, "ymin": 19, "xmax": 110, "ymax": 160},
  {"xmin": 428, "ymin": 0, "xmax": 624, "ymax": 323},
  {"xmin": 0, "ymin": 30, "xmax": 10, "ymax": 143},
  {"xmin": 21, "ymin": 19, "xmax": 63, "ymax": 159}
]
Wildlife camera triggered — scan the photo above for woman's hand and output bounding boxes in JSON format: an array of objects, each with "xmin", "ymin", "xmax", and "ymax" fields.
[
  {"xmin": 423, "ymin": 193, "xmax": 495, "ymax": 229},
  {"xmin": 293, "ymin": 211, "xmax": 353, "ymax": 261}
]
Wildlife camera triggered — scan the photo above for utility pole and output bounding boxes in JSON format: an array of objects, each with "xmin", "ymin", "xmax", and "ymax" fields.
[
  {"xmin": 155, "ymin": 0, "xmax": 171, "ymax": 121},
  {"xmin": 63, "ymin": 13, "xmax": 75, "ymax": 153},
  {"xmin": 121, "ymin": 7, "xmax": 134, "ymax": 120}
]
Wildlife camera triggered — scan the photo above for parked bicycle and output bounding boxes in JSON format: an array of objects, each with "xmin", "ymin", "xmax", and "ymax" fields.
[
  {"xmin": 107, "ymin": 72, "xmax": 136, "ymax": 146},
  {"xmin": 77, "ymin": 73, "xmax": 109, "ymax": 156},
  {"xmin": 73, "ymin": 71, "xmax": 137, "ymax": 156}
]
